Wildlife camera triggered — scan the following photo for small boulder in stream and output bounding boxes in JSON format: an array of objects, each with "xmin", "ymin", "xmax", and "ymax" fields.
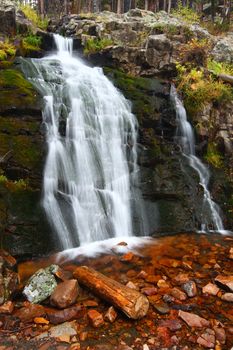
[{"xmin": 23, "ymin": 265, "xmax": 59, "ymax": 304}]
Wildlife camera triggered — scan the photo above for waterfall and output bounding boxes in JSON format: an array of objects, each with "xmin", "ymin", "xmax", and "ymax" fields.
[
  {"xmin": 22, "ymin": 34, "xmax": 145, "ymax": 250},
  {"xmin": 171, "ymin": 86, "xmax": 225, "ymax": 233}
]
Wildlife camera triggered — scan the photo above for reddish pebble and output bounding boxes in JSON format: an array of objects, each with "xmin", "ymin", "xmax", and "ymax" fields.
[
  {"xmin": 178, "ymin": 310, "xmax": 210, "ymax": 328},
  {"xmin": 0, "ymin": 301, "xmax": 14, "ymax": 314},
  {"xmin": 88, "ymin": 309, "xmax": 104, "ymax": 328},
  {"xmin": 202, "ymin": 283, "xmax": 220, "ymax": 296},
  {"xmin": 171, "ymin": 287, "xmax": 187, "ymax": 301},
  {"xmin": 141, "ymin": 287, "xmax": 157, "ymax": 296},
  {"xmin": 104, "ymin": 306, "xmax": 117, "ymax": 323}
]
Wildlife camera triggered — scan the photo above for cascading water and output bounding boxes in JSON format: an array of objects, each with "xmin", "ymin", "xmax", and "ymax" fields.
[
  {"xmin": 22, "ymin": 34, "xmax": 146, "ymax": 250},
  {"xmin": 171, "ymin": 85, "xmax": 225, "ymax": 233}
]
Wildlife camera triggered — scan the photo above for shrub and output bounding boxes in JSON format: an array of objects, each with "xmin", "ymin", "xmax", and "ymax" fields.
[
  {"xmin": 0, "ymin": 174, "xmax": 28, "ymax": 191},
  {"xmin": 0, "ymin": 40, "xmax": 16, "ymax": 61},
  {"xmin": 20, "ymin": 5, "xmax": 48, "ymax": 30},
  {"xmin": 0, "ymin": 50, "xmax": 7, "ymax": 61},
  {"xmin": 23, "ymin": 34, "xmax": 42, "ymax": 49},
  {"xmin": 172, "ymin": 3, "xmax": 200, "ymax": 24},
  {"xmin": 176, "ymin": 65, "xmax": 233, "ymax": 116},
  {"xmin": 207, "ymin": 59, "xmax": 233, "ymax": 76},
  {"xmin": 180, "ymin": 38, "xmax": 210, "ymax": 67},
  {"xmin": 204, "ymin": 142, "xmax": 223, "ymax": 168},
  {"xmin": 84, "ymin": 37, "xmax": 113, "ymax": 55}
]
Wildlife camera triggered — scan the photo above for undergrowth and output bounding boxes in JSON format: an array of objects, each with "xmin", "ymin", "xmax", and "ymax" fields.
[
  {"xmin": 172, "ymin": 3, "xmax": 200, "ymax": 24},
  {"xmin": 20, "ymin": 5, "xmax": 48, "ymax": 30},
  {"xmin": 84, "ymin": 37, "xmax": 113, "ymax": 55},
  {"xmin": 204, "ymin": 142, "xmax": 223, "ymax": 168}
]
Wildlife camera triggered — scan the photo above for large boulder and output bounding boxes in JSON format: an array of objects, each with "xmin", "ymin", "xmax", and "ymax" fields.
[
  {"xmin": 145, "ymin": 34, "xmax": 172, "ymax": 69},
  {"xmin": 0, "ymin": 0, "xmax": 16, "ymax": 36},
  {"xmin": 211, "ymin": 33, "xmax": 233, "ymax": 63}
]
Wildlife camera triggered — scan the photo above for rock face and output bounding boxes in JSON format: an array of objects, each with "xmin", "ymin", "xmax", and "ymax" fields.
[
  {"xmin": 0, "ymin": 0, "xmax": 16, "ymax": 36},
  {"xmin": 212, "ymin": 33, "xmax": 233, "ymax": 63}
]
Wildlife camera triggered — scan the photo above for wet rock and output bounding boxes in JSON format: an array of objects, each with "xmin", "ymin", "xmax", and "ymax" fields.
[
  {"xmin": 221, "ymin": 293, "xmax": 233, "ymax": 302},
  {"xmin": 174, "ymin": 273, "xmax": 190, "ymax": 285},
  {"xmin": 120, "ymin": 252, "xmax": 134, "ymax": 262},
  {"xmin": 141, "ymin": 287, "xmax": 157, "ymax": 296},
  {"xmin": 182, "ymin": 281, "xmax": 197, "ymax": 297},
  {"xmin": 83, "ymin": 300, "xmax": 98, "ymax": 307},
  {"xmin": 152, "ymin": 302, "xmax": 170, "ymax": 314},
  {"xmin": 0, "ymin": 301, "xmax": 14, "ymax": 314},
  {"xmin": 158, "ymin": 319, "xmax": 182, "ymax": 331},
  {"xmin": 15, "ymin": 303, "xmax": 45, "ymax": 322},
  {"xmin": 104, "ymin": 306, "xmax": 117, "ymax": 323},
  {"xmin": 47, "ymin": 305, "xmax": 85, "ymax": 324},
  {"xmin": 87, "ymin": 309, "xmax": 104, "ymax": 328},
  {"xmin": 54, "ymin": 268, "xmax": 73, "ymax": 281},
  {"xmin": 171, "ymin": 287, "xmax": 187, "ymax": 301},
  {"xmin": 197, "ymin": 328, "xmax": 215, "ymax": 348},
  {"xmin": 23, "ymin": 265, "xmax": 59, "ymax": 303},
  {"xmin": 50, "ymin": 280, "xmax": 79, "ymax": 309},
  {"xmin": 178, "ymin": 310, "xmax": 210, "ymax": 328},
  {"xmin": 213, "ymin": 326, "xmax": 226, "ymax": 344},
  {"xmin": 215, "ymin": 275, "xmax": 233, "ymax": 292},
  {"xmin": 202, "ymin": 282, "xmax": 220, "ymax": 296}
]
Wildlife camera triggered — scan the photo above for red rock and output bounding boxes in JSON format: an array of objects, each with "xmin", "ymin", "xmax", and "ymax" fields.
[
  {"xmin": 159, "ymin": 258, "xmax": 181, "ymax": 268},
  {"xmin": 0, "ymin": 301, "xmax": 14, "ymax": 314},
  {"xmin": 104, "ymin": 306, "xmax": 117, "ymax": 323},
  {"xmin": 202, "ymin": 283, "xmax": 220, "ymax": 296},
  {"xmin": 182, "ymin": 281, "xmax": 197, "ymax": 297},
  {"xmin": 126, "ymin": 281, "xmax": 138, "ymax": 290},
  {"xmin": 157, "ymin": 279, "xmax": 170, "ymax": 289},
  {"xmin": 171, "ymin": 287, "xmax": 187, "ymax": 301},
  {"xmin": 79, "ymin": 331, "xmax": 88, "ymax": 341},
  {"xmin": 55, "ymin": 268, "xmax": 73, "ymax": 281},
  {"xmin": 174, "ymin": 273, "xmax": 189, "ymax": 285},
  {"xmin": 157, "ymin": 326, "xmax": 172, "ymax": 347},
  {"xmin": 158, "ymin": 319, "xmax": 182, "ymax": 331},
  {"xmin": 47, "ymin": 305, "xmax": 85, "ymax": 324},
  {"xmin": 15, "ymin": 304, "xmax": 45, "ymax": 322},
  {"xmin": 178, "ymin": 310, "xmax": 210, "ymax": 328},
  {"xmin": 141, "ymin": 287, "xmax": 157, "ymax": 296},
  {"xmin": 215, "ymin": 275, "xmax": 233, "ymax": 292},
  {"xmin": 213, "ymin": 326, "xmax": 226, "ymax": 344},
  {"xmin": 87, "ymin": 309, "xmax": 104, "ymax": 328},
  {"xmin": 197, "ymin": 329, "xmax": 215, "ymax": 348},
  {"xmin": 137, "ymin": 270, "xmax": 148, "ymax": 279},
  {"xmin": 221, "ymin": 293, "xmax": 233, "ymax": 302},
  {"xmin": 83, "ymin": 300, "xmax": 98, "ymax": 307},
  {"xmin": 120, "ymin": 252, "xmax": 134, "ymax": 262},
  {"xmin": 152, "ymin": 302, "xmax": 170, "ymax": 315},
  {"xmin": 50, "ymin": 280, "xmax": 79, "ymax": 309}
]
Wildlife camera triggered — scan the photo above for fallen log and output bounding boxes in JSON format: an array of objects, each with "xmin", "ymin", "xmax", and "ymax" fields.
[
  {"xmin": 218, "ymin": 73, "xmax": 233, "ymax": 85},
  {"xmin": 73, "ymin": 266, "xmax": 149, "ymax": 319}
]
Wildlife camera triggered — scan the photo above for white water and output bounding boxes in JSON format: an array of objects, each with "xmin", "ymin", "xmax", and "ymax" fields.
[
  {"xmin": 171, "ymin": 86, "xmax": 226, "ymax": 233},
  {"xmin": 23, "ymin": 34, "xmax": 145, "ymax": 250}
]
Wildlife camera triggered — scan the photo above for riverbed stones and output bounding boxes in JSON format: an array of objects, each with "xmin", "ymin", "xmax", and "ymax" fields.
[
  {"xmin": 215, "ymin": 275, "xmax": 233, "ymax": 292},
  {"xmin": 202, "ymin": 282, "xmax": 220, "ymax": 296},
  {"xmin": 178, "ymin": 310, "xmax": 210, "ymax": 328},
  {"xmin": 15, "ymin": 303, "xmax": 45, "ymax": 322},
  {"xmin": 23, "ymin": 265, "xmax": 59, "ymax": 303},
  {"xmin": 50, "ymin": 280, "xmax": 79, "ymax": 309},
  {"xmin": 47, "ymin": 305, "xmax": 85, "ymax": 325},
  {"xmin": 87, "ymin": 309, "xmax": 104, "ymax": 328},
  {"xmin": 104, "ymin": 306, "xmax": 117, "ymax": 323},
  {"xmin": 182, "ymin": 281, "xmax": 197, "ymax": 297}
]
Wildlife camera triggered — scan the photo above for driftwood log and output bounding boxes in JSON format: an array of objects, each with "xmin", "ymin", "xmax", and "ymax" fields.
[
  {"xmin": 208, "ymin": 70, "xmax": 233, "ymax": 86},
  {"xmin": 73, "ymin": 266, "xmax": 149, "ymax": 319}
]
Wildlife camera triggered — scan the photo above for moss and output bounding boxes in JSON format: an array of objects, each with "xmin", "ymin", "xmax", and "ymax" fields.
[
  {"xmin": 22, "ymin": 34, "xmax": 42, "ymax": 53},
  {"xmin": 204, "ymin": 142, "xmax": 224, "ymax": 168},
  {"xmin": 0, "ymin": 69, "xmax": 38, "ymax": 111},
  {"xmin": 84, "ymin": 37, "xmax": 114, "ymax": 55},
  {"xmin": 0, "ymin": 50, "xmax": 7, "ymax": 61}
]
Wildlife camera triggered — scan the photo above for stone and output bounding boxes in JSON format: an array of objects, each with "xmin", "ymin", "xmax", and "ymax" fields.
[
  {"xmin": 158, "ymin": 319, "xmax": 182, "ymax": 331},
  {"xmin": 182, "ymin": 281, "xmax": 197, "ymax": 297},
  {"xmin": 178, "ymin": 310, "xmax": 210, "ymax": 328},
  {"xmin": 126, "ymin": 281, "xmax": 138, "ymax": 290},
  {"xmin": 15, "ymin": 304, "xmax": 45, "ymax": 322},
  {"xmin": 197, "ymin": 328, "xmax": 215, "ymax": 348},
  {"xmin": 202, "ymin": 282, "xmax": 220, "ymax": 296},
  {"xmin": 141, "ymin": 287, "xmax": 157, "ymax": 296},
  {"xmin": 104, "ymin": 306, "xmax": 117, "ymax": 323},
  {"xmin": 152, "ymin": 302, "xmax": 170, "ymax": 315},
  {"xmin": 87, "ymin": 309, "xmax": 104, "ymax": 328},
  {"xmin": 171, "ymin": 287, "xmax": 187, "ymax": 301},
  {"xmin": 174, "ymin": 273, "xmax": 190, "ymax": 285},
  {"xmin": 157, "ymin": 279, "xmax": 170, "ymax": 289},
  {"xmin": 221, "ymin": 293, "xmax": 233, "ymax": 302},
  {"xmin": 213, "ymin": 326, "xmax": 226, "ymax": 344},
  {"xmin": 120, "ymin": 252, "xmax": 134, "ymax": 262},
  {"xmin": 212, "ymin": 35, "xmax": 233, "ymax": 63},
  {"xmin": 47, "ymin": 305, "xmax": 85, "ymax": 325},
  {"xmin": 0, "ymin": 301, "xmax": 14, "ymax": 314},
  {"xmin": 49, "ymin": 321, "xmax": 77, "ymax": 339},
  {"xmin": 215, "ymin": 275, "xmax": 233, "ymax": 292},
  {"xmin": 137, "ymin": 270, "xmax": 148, "ymax": 279},
  {"xmin": 230, "ymin": 247, "xmax": 233, "ymax": 260},
  {"xmin": 23, "ymin": 265, "xmax": 59, "ymax": 304},
  {"xmin": 54, "ymin": 268, "xmax": 73, "ymax": 281},
  {"xmin": 50, "ymin": 280, "xmax": 79, "ymax": 309}
]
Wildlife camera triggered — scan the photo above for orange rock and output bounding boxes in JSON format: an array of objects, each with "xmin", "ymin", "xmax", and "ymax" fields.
[
  {"xmin": 50, "ymin": 280, "xmax": 79, "ymax": 309},
  {"xmin": 87, "ymin": 309, "xmax": 104, "ymax": 328},
  {"xmin": 47, "ymin": 305, "xmax": 85, "ymax": 325},
  {"xmin": 215, "ymin": 275, "xmax": 233, "ymax": 292},
  {"xmin": 0, "ymin": 301, "xmax": 14, "ymax": 314},
  {"xmin": 55, "ymin": 268, "xmax": 73, "ymax": 281},
  {"xmin": 202, "ymin": 283, "xmax": 220, "ymax": 296},
  {"xmin": 170, "ymin": 287, "xmax": 187, "ymax": 301},
  {"xmin": 79, "ymin": 331, "xmax": 88, "ymax": 341},
  {"xmin": 83, "ymin": 300, "xmax": 98, "ymax": 307},
  {"xmin": 120, "ymin": 252, "xmax": 134, "ymax": 262},
  {"xmin": 178, "ymin": 310, "xmax": 210, "ymax": 328},
  {"xmin": 34, "ymin": 317, "xmax": 49, "ymax": 325},
  {"xmin": 104, "ymin": 306, "xmax": 117, "ymax": 323},
  {"xmin": 15, "ymin": 304, "xmax": 45, "ymax": 322}
]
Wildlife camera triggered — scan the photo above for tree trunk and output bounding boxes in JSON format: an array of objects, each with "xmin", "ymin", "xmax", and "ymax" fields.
[
  {"xmin": 211, "ymin": 0, "xmax": 216, "ymax": 22},
  {"xmin": 73, "ymin": 266, "xmax": 149, "ymax": 320},
  {"xmin": 117, "ymin": 0, "xmax": 122, "ymax": 13},
  {"xmin": 168, "ymin": 0, "xmax": 171, "ymax": 13},
  {"xmin": 145, "ymin": 0, "xmax": 149, "ymax": 10}
]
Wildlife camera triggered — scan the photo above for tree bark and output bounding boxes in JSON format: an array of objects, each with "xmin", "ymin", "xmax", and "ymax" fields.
[
  {"xmin": 117, "ymin": 0, "xmax": 122, "ymax": 13},
  {"xmin": 73, "ymin": 266, "xmax": 149, "ymax": 319},
  {"xmin": 145, "ymin": 0, "xmax": 149, "ymax": 10}
]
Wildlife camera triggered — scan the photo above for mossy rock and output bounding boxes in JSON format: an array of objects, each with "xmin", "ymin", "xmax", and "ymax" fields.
[{"xmin": 0, "ymin": 68, "xmax": 39, "ymax": 113}]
